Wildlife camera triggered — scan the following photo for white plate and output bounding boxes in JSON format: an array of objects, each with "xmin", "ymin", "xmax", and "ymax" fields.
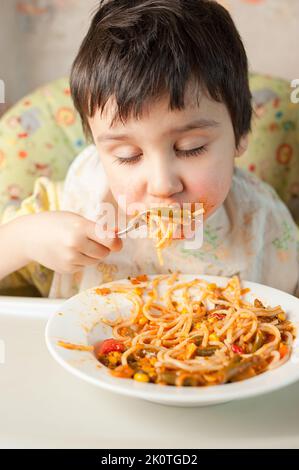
[{"xmin": 45, "ymin": 274, "xmax": 299, "ymax": 407}]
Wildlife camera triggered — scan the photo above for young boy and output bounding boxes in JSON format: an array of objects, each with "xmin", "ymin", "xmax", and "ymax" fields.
[{"xmin": 0, "ymin": 0, "xmax": 298, "ymax": 298}]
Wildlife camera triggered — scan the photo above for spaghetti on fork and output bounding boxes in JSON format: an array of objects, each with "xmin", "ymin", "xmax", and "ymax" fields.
[{"xmin": 139, "ymin": 205, "xmax": 204, "ymax": 265}]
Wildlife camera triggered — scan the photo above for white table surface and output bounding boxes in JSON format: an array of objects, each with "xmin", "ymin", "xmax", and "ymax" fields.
[{"xmin": 1, "ymin": 296, "xmax": 299, "ymax": 449}]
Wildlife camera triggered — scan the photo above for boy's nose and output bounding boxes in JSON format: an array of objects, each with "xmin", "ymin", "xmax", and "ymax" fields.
[{"xmin": 147, "ymin": 161, "xmax": 183, "ymax": 199}]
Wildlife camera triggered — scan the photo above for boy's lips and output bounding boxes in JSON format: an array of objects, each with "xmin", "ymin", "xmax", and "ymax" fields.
[
  {"xmin": 145, "ymin": 201, "xmax": 207, "ymax": 216},
  {"xmin": 145, "ymin": 200, "xmax": 203, "ymax": 209},
  {"xmin": 146, "ymin": 200, "xmax": 182, "ymax": 207}
]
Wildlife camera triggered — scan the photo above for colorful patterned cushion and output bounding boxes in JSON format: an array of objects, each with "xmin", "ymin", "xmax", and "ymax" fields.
[
  {"xmin": 236, "ymin": 73, "xmax": 299, "ymax": 225},
  {"xmin": 0, "ymin": 77, "xmax": 87, "ymax": 214}
]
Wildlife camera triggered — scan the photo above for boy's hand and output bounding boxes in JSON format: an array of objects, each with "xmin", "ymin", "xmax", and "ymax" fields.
[{"xmin": 17, "ymin": 211, "xmax": 122, "ymax": 273}]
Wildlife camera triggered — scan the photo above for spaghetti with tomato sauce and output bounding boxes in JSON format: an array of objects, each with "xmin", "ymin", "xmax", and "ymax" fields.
[
  {"xmin": 139, "ymin": 206, "xmax": 204, "ymax": 266},
  {"xmin": 91, "ymin": 273, "xmax": 296, "ymax": 387}
]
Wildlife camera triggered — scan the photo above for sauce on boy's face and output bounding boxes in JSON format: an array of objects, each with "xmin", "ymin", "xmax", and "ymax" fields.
[{"xmin": 88, "ymin": 85, "xmax": 247, "ymax": 220}]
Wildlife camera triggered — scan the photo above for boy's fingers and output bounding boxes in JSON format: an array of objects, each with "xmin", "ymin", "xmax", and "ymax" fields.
[
  {"xmin": 80, "ymin": 239, "xmax": 111, "ymax": 259},
  {"xmin": 86, "ymin": 221, "xmax": 122, "ymax": 252},
  {"xmin": 74, "ymin": 252, "xmax": 106, "ymax": 267}
]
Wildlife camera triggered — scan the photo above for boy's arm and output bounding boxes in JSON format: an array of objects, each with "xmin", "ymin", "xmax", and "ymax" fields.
[
  {"xmin": 0, "ymin": 177, "xmax": 59, "ymax": 296},
  {"xmin": 0, "ymin": 216, "xmax": 31, "ymax": 278},
  {"xmin": 0, "ymin": 174, "xmax": 122, "ymax": 297}
]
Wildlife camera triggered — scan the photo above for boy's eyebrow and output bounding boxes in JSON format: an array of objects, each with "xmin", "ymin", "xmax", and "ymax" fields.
[{"xmin": 97, "ymin": 119, "xmax": 220, "ymax": 143}]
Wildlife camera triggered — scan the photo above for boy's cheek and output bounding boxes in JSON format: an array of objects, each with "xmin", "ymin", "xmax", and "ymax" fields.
[
  {"xmin": 187, "ymin": 173, "xmax": 232, "ymax": 218},
  {"xmin": 109, "ymin": 181, "xmax": 144, "ymax": 214}
]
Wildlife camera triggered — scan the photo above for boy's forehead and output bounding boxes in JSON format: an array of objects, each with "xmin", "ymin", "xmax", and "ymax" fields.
[{"xmin": 89, "ymin": 85, "xmax": 227, "ymax": 135}]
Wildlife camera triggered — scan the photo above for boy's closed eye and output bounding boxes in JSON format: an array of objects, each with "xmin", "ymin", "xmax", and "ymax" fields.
[{"xmin": 113, "ymin": 144, "xmax": 208, "ymax": 165}]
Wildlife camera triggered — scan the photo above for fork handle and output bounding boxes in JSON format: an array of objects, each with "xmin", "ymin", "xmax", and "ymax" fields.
[{"xmin": 116, "ymin": 225, "xmax": 135, "ymax": 237}]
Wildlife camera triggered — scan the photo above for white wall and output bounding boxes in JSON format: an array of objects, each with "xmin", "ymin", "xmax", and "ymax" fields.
[
  {"xmin": 0, "ymin": 0, "xmax": 22, "ymax": 110},
  {"xmin": 228, "ymin": 0, "xmax": 299, "ymax": 81},
  {"xmin": 0, "ymin": 0, "xmax": 298, "ymax": 109}
]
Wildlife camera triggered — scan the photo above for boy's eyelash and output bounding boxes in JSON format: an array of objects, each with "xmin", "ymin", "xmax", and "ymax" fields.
[
  {"xmin": 113, "ymin": 154, "xmax": 141, "ymax": 165},
  {"xmin": 176, "ymin": 145, "xmax": 207, "ymax": 158},
  {"xmin": 113, "ymin": 145, "xmax": 207, "ymax": 166}
]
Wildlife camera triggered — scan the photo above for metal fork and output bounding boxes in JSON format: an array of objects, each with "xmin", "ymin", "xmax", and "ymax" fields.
[
  {"xmin": 116, "ymin": 209, "xmax": 149, "ymax": 237},
  {"xmin": 116, "ymin": 207, "xmax": 204, "ymax": 237}
]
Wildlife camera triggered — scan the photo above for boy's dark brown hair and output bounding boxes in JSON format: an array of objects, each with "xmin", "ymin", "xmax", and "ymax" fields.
[{"xmin": 70, "ymin": 0, "xmax": 252, "ymax": 146}]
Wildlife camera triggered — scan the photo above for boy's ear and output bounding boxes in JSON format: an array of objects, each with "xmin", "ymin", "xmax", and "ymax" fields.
[{"xmin": 235, "ymin": 134, "xmax": 248, "ymax": 158}]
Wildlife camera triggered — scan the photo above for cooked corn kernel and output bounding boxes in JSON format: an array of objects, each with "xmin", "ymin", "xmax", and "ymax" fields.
[
  {"xmin": 185, "ymin": 343, "xmax": 197, "ymax": 359},
  {"xmin": 209, "ymin": 333, "xmax": 219, "ymax": 342},
  {"xmin": 278, "ymin": 312, "xmax": 286, "ymax": 321},
  {"xmin": 138, "ymin": 316, "xmax": 148, "ymax": 325},
  {"xmin": 108, "ymin": 351, "xmax": 121, "ymax": 365},
  {"xmin": 194, "ymin": 322, "xmax": 202, "ymax": 330},
  {"xmin": 133, "ymin": 372, "xmax": 149, "ymax": 382},
  {"xmin": 134, "ymin": 287, "xmax": 143, "ymax": 296},
  {"xmin": 208, "ymin": 283, "xmax": 217, "ymax": 291}
]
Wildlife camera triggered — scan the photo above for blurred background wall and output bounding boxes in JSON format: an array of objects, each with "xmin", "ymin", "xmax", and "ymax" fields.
[{"xmin": 0, "ymin": 0, "xmax": 298, "ymax": 113}]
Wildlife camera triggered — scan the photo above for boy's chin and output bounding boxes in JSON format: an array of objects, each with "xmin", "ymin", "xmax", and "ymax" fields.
[{"xmin": 202, "ymin": 202, "xmax": 221, "ymax": 221}]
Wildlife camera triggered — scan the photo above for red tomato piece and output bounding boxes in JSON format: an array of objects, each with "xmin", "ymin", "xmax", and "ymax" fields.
[
  {"xmin": 96, "ymin": 339, "xmax": 125, "ymax": 355},
  {"xmin": 231, "ymin": 344, "xmax": 243, "ymax": 354}
]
